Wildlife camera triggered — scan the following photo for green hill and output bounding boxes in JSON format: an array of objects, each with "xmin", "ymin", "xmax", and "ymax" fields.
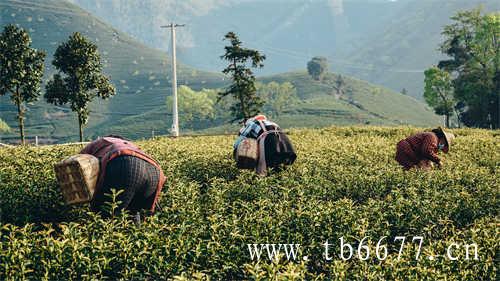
[
  {"xmin": 93, "ymin": 71, "xmax": 441, "ymax": 138},
  {"xmin": 0, "ymin": 0, "xmax": 439, "ymax": 143},
  {"xmin": 259, "ymin": 71, "xmax": 439, "ymax": 128},
  {"xmin": 0, "ymin": 0, "xmax": 226, "ymax": 142}
]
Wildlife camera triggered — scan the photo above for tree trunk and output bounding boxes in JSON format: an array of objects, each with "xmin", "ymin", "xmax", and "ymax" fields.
[
  {"xmin": 445, "ymin": 114, "xmax": 450, "ymax": 128},
  {"xmin": 240, "ymin": 93, "xmax": 247, "ymax": 120},
  {"xmin": 78, "ymin": 114, "xmax": 83, "ymax": 142},
  {"xmin": 15, "ymin": 91, "xmax": 25, "ymax": 145}
]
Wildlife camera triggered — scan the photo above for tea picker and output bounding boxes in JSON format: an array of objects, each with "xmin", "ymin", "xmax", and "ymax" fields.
[
  {"xmin": 54, "ymin": 135, "xmax": 166, "ymax": 221},
  {"xmin": 395, "ymin": 127, "xmax": 455, "ymax": 171},
  {"xmin": 234, "ymin": 115, "xmax": 297, "ymax": 175}
]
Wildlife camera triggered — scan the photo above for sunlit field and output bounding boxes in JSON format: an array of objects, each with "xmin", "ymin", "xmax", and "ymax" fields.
[{"xmin": 0, "ymin": 126, "xmax": 497, "ymax": 280}]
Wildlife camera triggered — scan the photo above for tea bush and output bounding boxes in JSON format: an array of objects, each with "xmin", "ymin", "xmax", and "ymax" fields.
[{"xmin": 0, "ymin": 127, "xmax": 498, "ymax": 280}]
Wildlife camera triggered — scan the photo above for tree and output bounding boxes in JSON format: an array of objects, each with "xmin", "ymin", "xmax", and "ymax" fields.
[
  {"xmin": 437, "ymin": 8, "xmax": 499, "ymax": 128},
  {"xmin": 401, "ymin": 88, "xmax": 408, "ymax": 95},
  {"xmin": 333, "ymin": 74, "xmax": 346, "ymax": 97},
  {"xmin": 0, "ymin": 118, "xmax": 10, "ymax": 133},
  {"xmin": 219, "ymin": 32, "xmax": 266, "ymax": 121},
  {"xmin": 45, "ymin": 32, "xmax": 115, "ymax": 141},
  {"xmin": 166, "ymin": 85, "xmax": 215, "ymax": 127},
  {"xmin": 424, "ymin": 67, "xmax": 455, "ymax": 127},
  {"xmin": 257, "ymin": 81, "xmax": 298, "ymax": 117},
  {"xmin": 307, "ymin": 56, "xmax": 328, "ymax": 81},
  {"xmin": 0, "ymin": 24, "xmax": 45, "ymax": 144}
]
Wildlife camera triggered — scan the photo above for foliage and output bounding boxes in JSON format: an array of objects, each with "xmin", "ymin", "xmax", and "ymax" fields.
[
  {"xmin": 307, "ymin": 57, "xmax": 328, "ymax": 81},
  {"xmin": 424, "ymin": 67, "xmax": 456, "ymax": 127},
  {"xmin": 0, "ymin": 126, "xmax": 497, "ymax": 280},
  {"xmin": 437, "ymin": 8, "xmax": 500, "ymax": 128},
  {"xmin": 333, "ymin": 74, "xmax": 347, "ymax": 98},
  {"xmin": 0, "ymin": 0, "xmax": 226, "ymax": 141},
  {"xmin": 0, "ymin": 118, "xmax": 10, "ymax": 133},
  {"xmin": 256, "ymin": 81, "xmax": 298, "ymax": 117},
  {"xmin": 44, "ymin": 32, "xmax": 116, "ymax": 142},
  {"xmin": 0, "ymin": 24, "xmax": 45, "ymax": 144},
  {"xmin": 219, "ymin": 32, "xmax": 266, "ymax": 121},
  {"xmin": 166, "ymin": 86, "xmax": 216, "ymax": 127}
]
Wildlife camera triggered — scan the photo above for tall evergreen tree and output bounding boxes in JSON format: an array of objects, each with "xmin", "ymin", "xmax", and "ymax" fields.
[
  {"xmin": 0, "ymin": 25, "xmax": 45, "ymax": 144},
  {"xmin": 45, "ymin": 32, "xmax": 115, "ymax": 141},
  {"xmin": 219, "ymin": 32, "xmax": 266, "ymax": 121}
]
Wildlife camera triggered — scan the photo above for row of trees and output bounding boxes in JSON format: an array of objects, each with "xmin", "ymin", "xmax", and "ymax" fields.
[
  {"xmin": 1, "ymin": 28, "xmax": 297, "ymax": 143},
  {"xmin": 0, "ymin": 25, "xmax": 115, "ymax": 143},
  {"xmin": 424, "ymin": 8, "xmax": 499, "ymax": 129},
  {"xmin": 166, "ymin": 81, "xmax": 298, "ymax": 128}
]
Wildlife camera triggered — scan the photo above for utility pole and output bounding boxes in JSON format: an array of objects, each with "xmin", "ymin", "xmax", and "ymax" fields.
[{"xmin": 161, "ymin": 23, "xmax": 185, "ymax": 137}]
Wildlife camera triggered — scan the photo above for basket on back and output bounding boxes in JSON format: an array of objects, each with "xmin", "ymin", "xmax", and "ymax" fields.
[
  {"xmin": 54, "ymin": 154, "xmax": 100, "ymax": 205},
  {"xmin": 235, "ymin": 138, "xmax": 258, "ymax": 169}
]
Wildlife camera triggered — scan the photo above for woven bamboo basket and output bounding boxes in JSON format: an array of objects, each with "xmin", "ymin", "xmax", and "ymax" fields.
[
  {"xmin": 54, "ymin": 154, "xmax": 100, "ymax": 205},
  {"xmin": 236, "ymin": 138, "xmax": 258, "ymax": 169}
]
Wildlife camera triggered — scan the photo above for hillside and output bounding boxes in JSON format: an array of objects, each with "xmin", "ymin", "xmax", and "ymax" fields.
[
  {"xmin": 1, "ymin": 0, "xmax": 439, "ymax": 143},
  {"xmin": 0, "ymin": 126, "xmax": 497, "ymax": 279},
  {"xmin": 88, "ymin": 71, "xmax": 441, "ymax": 138},
  {"xmin": 0, "ymin": 0, "xmax": 226, "ymax": 142},
  {"xmin": 259, "ymin": 71, "xmax": 439, "ymax": 128}
]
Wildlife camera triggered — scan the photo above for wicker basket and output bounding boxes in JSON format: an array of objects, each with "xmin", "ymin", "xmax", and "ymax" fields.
[
  {"xmin": 54, "ymin": 154, "xmax": 100, "ymax": 205},
  {"xmin": 236, "ymin": 137, "xmax": 258, "ymax": 169}
]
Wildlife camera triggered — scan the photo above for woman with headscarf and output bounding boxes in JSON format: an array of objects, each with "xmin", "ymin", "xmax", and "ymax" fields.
[{"xmin": 395, "ymin": 127, "xmax": 455, "ymax": 171}]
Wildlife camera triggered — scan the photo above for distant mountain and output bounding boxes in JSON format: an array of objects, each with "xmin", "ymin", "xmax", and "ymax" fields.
[
  {"xmin": 68, "ymin": 0, "xmax": 405, "ymax": 73},
  {"xmin": 342, "ymin": 0, "xmax": 500, "ymax": 100},
  {"xmin": 0, "ymin": 0, "xmax": 439, "ymax": 143},
  {"xmin": 68, "ymin": 0, "xmax": 499, "ymax": 99}
]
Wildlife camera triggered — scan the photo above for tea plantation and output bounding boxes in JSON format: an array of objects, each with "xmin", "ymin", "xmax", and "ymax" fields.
[{"xmin": 0, "ymin": 127, "xmax": 498, "ymax": 280}]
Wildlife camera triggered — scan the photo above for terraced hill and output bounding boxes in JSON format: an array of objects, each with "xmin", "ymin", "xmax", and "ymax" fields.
[{"xmin": 0, "ymin": 0, "xmax": 439, "ymax": 143}]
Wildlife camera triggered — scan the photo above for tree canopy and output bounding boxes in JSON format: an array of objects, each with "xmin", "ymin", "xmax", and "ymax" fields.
[
  {"xmin": 257, "ymin": 81, "xmax": 298, "ymax": 117},
  {"xmin": 0, "ymin": 118, "xmax": 10, "ymax": 133},
  {"xmin": 424, "ymin": 66, "xmax": 455, "ymax": 127},
  {"xmin": 166, "ymin": 86, "xmax": 216, "ymax": 127},
  {"xmin": 45, "ymin": 32, "xmax": 115, "ymax": 141},
  {"xmin": 0, "ymin": 24, "xmax": 45, "ymax": 144},
  {"xmin": 437, "ymin": 8, "xmax": 499, "ymax": 128},
  {"xmin": 307, "ymin": 56, "xmax": 328, "ymax": 81}
]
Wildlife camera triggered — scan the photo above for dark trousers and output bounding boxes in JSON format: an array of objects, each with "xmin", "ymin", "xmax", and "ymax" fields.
[{"xmin": 91, "ymin": 156, "xmax": 160, "ymax": 214}]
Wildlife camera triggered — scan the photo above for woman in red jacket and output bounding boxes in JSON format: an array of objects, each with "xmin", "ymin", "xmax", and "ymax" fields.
[
  {"xmin": 80, "ymin": 136, "xmax": 166, "ymax": 216},
  {"xmin": 395, "ymin": 127, "xmax": 455, "ymax": 171}
]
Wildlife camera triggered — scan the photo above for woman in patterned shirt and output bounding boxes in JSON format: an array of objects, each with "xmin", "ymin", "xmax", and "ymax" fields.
[{"xmin": 395, "ymin": 127, "xmax": 455, "ymax": 171}]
